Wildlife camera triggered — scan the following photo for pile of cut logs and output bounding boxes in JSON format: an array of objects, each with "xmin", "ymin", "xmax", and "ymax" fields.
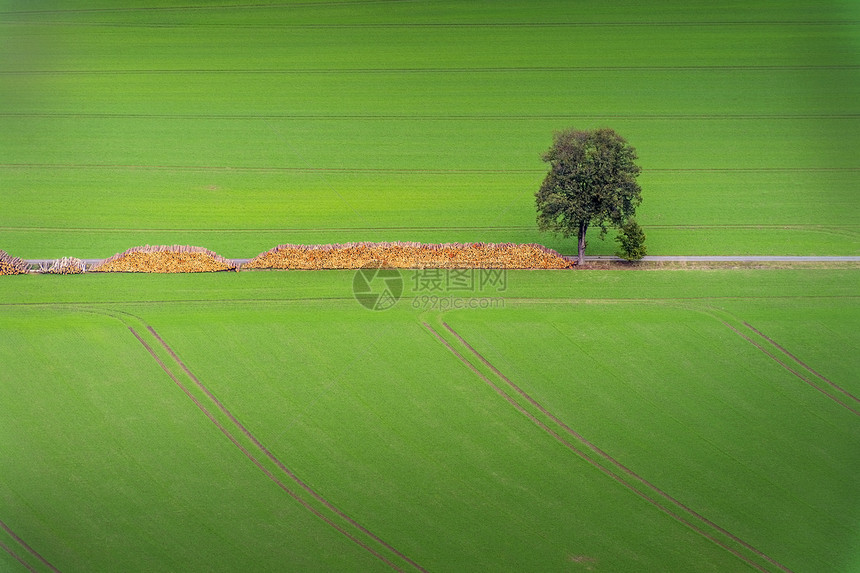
[
  {"xmin": 42, "ymin": 257, "xmax": 87, "ymax": 274},
  {"xmin": 3, "ymin": 242, "xmax": 573, "ymax": 275},
  {"xmin": 91, "ymin": 245, "xmax": 238, "ymax": 273},
  {"xmin": 245, "ymin": 242, "xmax": 573, "ymax": 270},
  {"xmin": 0, "ymin": 250, "xmax": 30, "ymax": 275}
]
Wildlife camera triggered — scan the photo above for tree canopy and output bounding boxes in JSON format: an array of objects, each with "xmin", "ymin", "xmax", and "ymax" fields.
[{"xmin": 535, "ymin": 128, "xmax": 643, "ymax": 265}]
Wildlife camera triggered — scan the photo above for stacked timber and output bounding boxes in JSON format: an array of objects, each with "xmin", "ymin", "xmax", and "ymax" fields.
[
  {"xmin": 92, "ymin": 245, "xmax": 237, "ymax": 273},
  {"xmin": 42, "ymin": 257, "xmax": 87, "ymax": 274},
  {"xmin": 245, "ymin": 242, "xmax": 573, "ymax": 270},
  {"xmin": 0, "ymin": 250, "xmax": 30, "ymax": 275}
]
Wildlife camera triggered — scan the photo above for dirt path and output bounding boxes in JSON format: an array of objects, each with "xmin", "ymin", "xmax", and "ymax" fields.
[
  {"xmin": 16, "ymin": 255, "xmax": 860, "ymax": 272},
  {"xmin": 422, "ymin": 322, "xmax": 787, "ymax": 573},
  {"xmin": 577, "ymin": 255, "xmax": 860, "ymax": 262}
]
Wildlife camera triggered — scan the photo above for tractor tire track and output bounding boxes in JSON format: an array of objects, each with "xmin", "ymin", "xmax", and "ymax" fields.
[
  {"xmin": 1, "ymin": 163, "xmax": 857, "ymax": 174},
  {"xmin": 126, "ymin": 326, "xmax": 404, "ymax": 572},
  {"xmin": 0, "ymin": 0, "xmax": 421, "ymax": 16},
  {"xmin": 441, "ymin": 322, "xmax": 792, "ymax": 573},
  {"xmin": 422, "ymin": 322, "xmax": 783, "ymax": 573},
  {"xmin": 0, "ymin": 163, "xmax": 542, "ymax": 174},
  {"xmin": 2, "ymin": 223, "xmax": 857, "ymax": 232},
  {"xmin": 5, "ymin": 20, "xmax": 859, "ymax": 29},
  {"xmin": 0, "ymin": 540, "xmax": 37, "ymax": 573},
  {"xmin": 2, "ymin": 295, "xmax": 858, "ymax": 310},
  {"xmin": 5, "ymin": 112, "xmax": 858, "ymax": 120},
  {"xmin": 722, "ymin": 322, "xmax": 859, "ymax": 416},
  {"xmin": 0, "ymin": 225, "xmax": 539, "ymax": 232},
  {"xmin": 742, "ymin": 322, "xmax": 859, "ymax": 404},
  {"xmin": 2, "ymin": 65, "xmax": 858, "ymax": 76},
  {"xmin": 0, "ymin": 519, "xmax": 60, "ymax": 573},
  {"xmin": 144, "ymin": 326, "xmax": 426, "ymax": 573}
]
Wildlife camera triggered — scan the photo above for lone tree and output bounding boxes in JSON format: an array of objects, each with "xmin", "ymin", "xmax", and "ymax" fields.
[{"xmin": 535, "ymin": 127, "xmax": 643, "ymax": 265}]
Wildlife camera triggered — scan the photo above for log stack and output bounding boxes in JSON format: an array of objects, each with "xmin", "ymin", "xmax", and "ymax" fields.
[
  {"xmin": 43, "ymin": 257, "xmax": 87, "ymax": 274},
  {"xmin": 0, "ymin": 250, "xmax": 30, "ymax": 275},
  {"xmin": 245, "ymin": 242, "xmax": 573, "ymax": 270},
  {"xmin": 91, "ymin": 245, "xmax": 238, "ymax": 273}
]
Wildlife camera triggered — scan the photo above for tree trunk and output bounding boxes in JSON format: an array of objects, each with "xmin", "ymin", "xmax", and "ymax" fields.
[{"xmin": 577, "ymin": 221, "xmax": 588, "ymax": 266}]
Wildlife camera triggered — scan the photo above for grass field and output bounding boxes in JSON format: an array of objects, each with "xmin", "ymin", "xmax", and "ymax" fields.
[
  {"xmin": 1, "ymin": 0, "xmax": 858, "ymax": 258},
  {"xmin": 1, "ymin": 269, "xmax": 858, "ymax": 571},
  {"xmin": 2, "ymin": 2, "xmax": 859, "ymax": 572}
]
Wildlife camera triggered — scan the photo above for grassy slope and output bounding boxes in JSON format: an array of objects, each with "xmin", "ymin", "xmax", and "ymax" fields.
[
  {"xmin": 1, "ymin": 269, "xmax": 857, "ymax": 571},
  {"xmin": 1, "ymin": 0, "xmax": 858, "ymax": 257}
]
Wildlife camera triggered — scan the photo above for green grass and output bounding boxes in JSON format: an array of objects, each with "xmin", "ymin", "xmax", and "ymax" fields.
[
  {"xmin": 0, "ymin": 269, "xmax": 857, "ymax": 571},
  {"xmin": 0, "ymin": 308, "xmax": 390, "ymax": 572},
  {"xmin": 1, "ymin": 0, "xmax": 858, "ymax": 257},
  {"xmin": 717, "ymin": 298, "xmax": 860, "ymax": 396},
  {"xmin": 442, "ymin": 302, "xmax": 859, "ymax": 572},
  {"xmin": 1, "ymin": 266, "xmax": 858, "ymax": 305},
  {"xmin": 1, "ymin": 1, "xmax": 859, "ymax": 571},
  {"xmin": 3, "ymin": 69, "xmax": 858, "ymax": 117},
  {"xmin": 1, "ymin": 167, "xmax": 856, "ymax": 258},
  {"xmin": 136, "ymin": 303, "xmax": 749, "ymax": 571}
]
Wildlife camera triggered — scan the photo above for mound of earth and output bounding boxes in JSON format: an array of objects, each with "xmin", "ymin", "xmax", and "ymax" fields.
[
  {"xmin": 245, "ymin": 242, "xmax": 573, "ymax": 270},
  {"xmin": 0, "ymin": 250, "xmax": 30, "ymax": 275},
  {"xmin": 92, "ymin": 245, "xmax": 237, "ymax": 273}
]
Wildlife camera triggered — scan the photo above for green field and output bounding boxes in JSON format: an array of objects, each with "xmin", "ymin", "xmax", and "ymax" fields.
[
  {"xmin": 1, "ymin": 0, "xmax": 858, "ymax": 258},
  {"xmin": 1, "ymin": 270, "xmax": 858, "ymax": 571},
  {"xmin": 2, "ymin": 2, "xmax": 860, "ymax": 572}
]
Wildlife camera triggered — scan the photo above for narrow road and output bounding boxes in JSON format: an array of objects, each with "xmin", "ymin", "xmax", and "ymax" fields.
[{"xmin": 580, "ymin": 255, "xmax": 860, "ymax": 262}]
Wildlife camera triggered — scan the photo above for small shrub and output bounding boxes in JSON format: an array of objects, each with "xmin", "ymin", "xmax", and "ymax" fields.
[{"xmin": 615, "ymin": 219, "xmax": 647, "ymax": 261}]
